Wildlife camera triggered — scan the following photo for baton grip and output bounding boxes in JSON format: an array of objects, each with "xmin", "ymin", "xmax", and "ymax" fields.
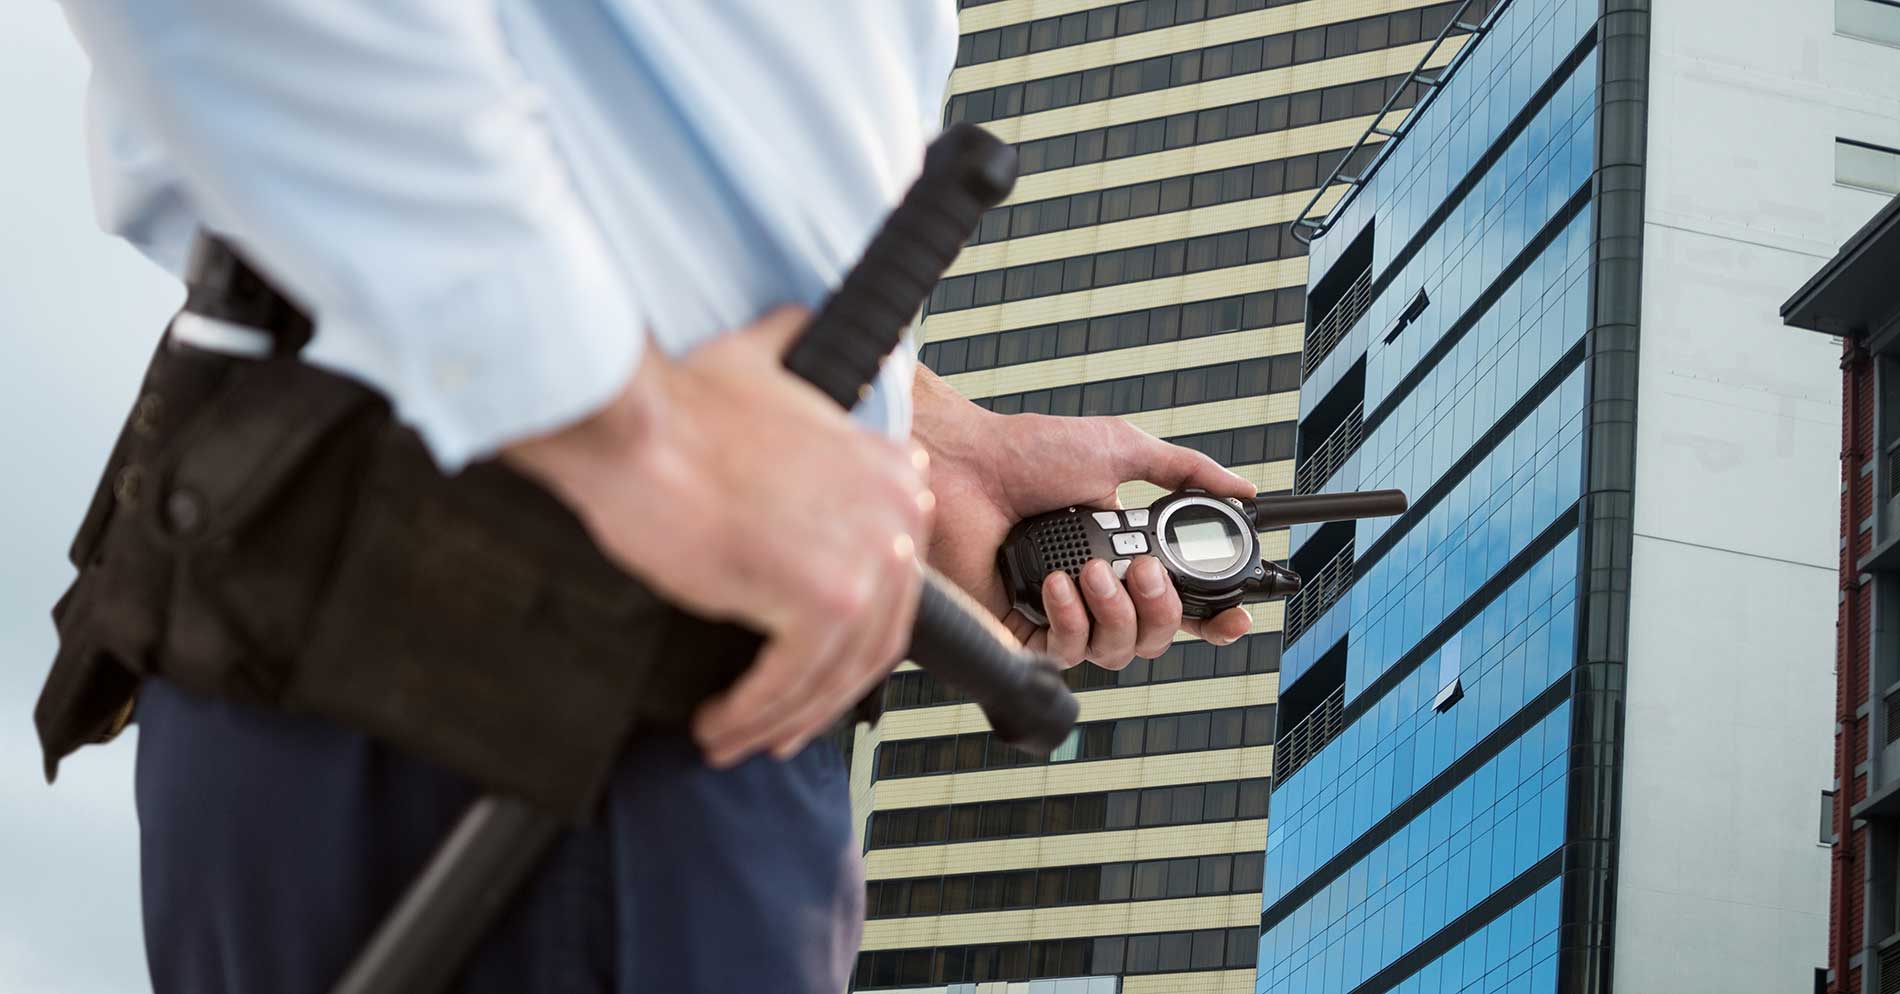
[
  {"xmin": 913, "ymin": 571, "xmax": 1077, "ymax": 756},
  {"xmin": 783, "ymin": 122, "xmax": 1016, "ymax": 411},
  {"xmin": 784, "ymin": 123, "xmax": 1072, "ymax": 757}
]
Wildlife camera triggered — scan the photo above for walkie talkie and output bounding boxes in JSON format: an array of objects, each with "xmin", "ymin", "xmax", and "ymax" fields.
[{"xmin": 999, "ymin": 488, "xmax": 1408, "ymax": 624}]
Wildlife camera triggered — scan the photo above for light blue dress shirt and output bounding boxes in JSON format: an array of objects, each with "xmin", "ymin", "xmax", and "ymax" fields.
[{"xmin": 61, "ymin": 0, "xmax": 955, "ymax": 469}]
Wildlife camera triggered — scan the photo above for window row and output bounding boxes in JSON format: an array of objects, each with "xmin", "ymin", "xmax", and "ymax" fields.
[
  {"xmin": 1168, "ymin": 422, "xmax": 1297, "ymax": 468},
  {"xmin": 920, "ymin": 286, "xmax": 1303, "ymax": 377},
  {"xmin": 1011, "ymin": 73, "xmax": 1421, "ymax": 177},
  {"xmin": 854, "ymin": 925, "xmax": 1259, "ymax": 989},
  {"xmin": 930, "ymin": 223, "xmax": 1305, "ymax": 315},
  {"xmin": 971, "ymin": 144, "xmax": 1376, "ymax": 247},
  {"xmin": 865, "ymin": 778, "xmax": 1271, "ymax": 850},
  {"xmin": 866, "ymin": 851, "xmax": 1267, "ymax": 920},
  {"xmin": 883, "ymin": 631, "xmax": 1282, "ymax": 710},
  {"xmin": 968, "ymin": 355, "xmax": 1298, "ymax": 419},
  {"xmin": 946, "ymin": 2, "xmax": 1472, "ymax": 126},
  {"xmin": 872, "ymin": 704, "xmax": 1276, "ymax": 780},
  {"xmin": 956, "ymin": 0, "xmax": 1289, "ymax": 68}
]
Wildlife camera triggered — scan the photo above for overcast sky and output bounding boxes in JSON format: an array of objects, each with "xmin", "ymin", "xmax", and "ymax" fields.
[{"xmin": 1, "ymin": 6, "xmax": 182, "ymax": 993}]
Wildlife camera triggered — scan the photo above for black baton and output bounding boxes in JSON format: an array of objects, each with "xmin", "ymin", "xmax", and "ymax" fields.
[{"xmin": 329, "ymin": 123, "xmax": 1074, "ymax": 994}]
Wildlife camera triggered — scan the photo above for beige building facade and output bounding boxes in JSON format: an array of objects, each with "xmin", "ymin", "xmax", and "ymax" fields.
[{"xmin": 849, "ymin": 2, "xmax": 1472, "ymax": 990}]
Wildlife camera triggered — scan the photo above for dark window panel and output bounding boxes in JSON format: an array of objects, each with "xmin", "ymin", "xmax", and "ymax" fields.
[
  {"xmin": 1002, "ymin": 267, "xmax": 1032, "ymax": 302},
  {"xmin": 1138, "ymin": 787, "xmax": 1170, "ymax": 826},
  {"xmin": 1167, "ymin": 857, "xmax": 1198, "ymax": 897},
  {"xmin": 1231, "ymin": 36, "xmax": 1264, "ymax": 73},
  {"xmin": 1390, "ymin": 8, "xmax": 1421, "ymax": 44},
  {"xmin": 1205, "ymin": 781, "xmax": 1239, "ymax": 820},
  {"xmin": 1133, "ymin": 860, "xmax": 1167, "ymax": 899},
  {"xmin": 1127, "ymin": 935, "xmax": 1160, "ymax": 973},
  {"xmin": 1192, "ymin": 929, "xmax": 1227, "ymax": 970},
  {"xmin": 1293, "ymin": 26, "xmax": 1324, "ymax": 62},
  {"xmin": 1321, "ymin": 83, "xmax": 1353, "ymax": 122},
  {"xmin": 1157, "ymin": 932, "xmax": 1192, "ymax": 972},
  {"xmin": 1227, "ymin": 926, "xmax": 1259, "ymax": 966},
  {"xmin": 1161, "ymin": 176, "xmax": 1193, "ymax": 212},
  {"xmin": 1135, "ymin": 118, "xmax": 1166, "ymax": 154},
  {"xmin": 1029, "ymin": 18, "xmax": 1060, "ymax": 52},
  {"xmin": 999, "ymin": 23, "xmax": 1030, "ymax": 58},
  {"xmin": 1238, "ymin": 779, "xmax": 1270, "ymax": 819}
]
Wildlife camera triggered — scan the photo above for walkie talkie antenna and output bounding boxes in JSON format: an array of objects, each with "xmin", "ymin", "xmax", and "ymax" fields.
[{"xmin": 1251, "ymin": 489, "xmax": 1408, "ymax": 529}]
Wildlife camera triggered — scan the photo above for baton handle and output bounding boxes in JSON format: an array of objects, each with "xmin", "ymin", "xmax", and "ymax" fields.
[
  {"xmin": 912, "ymin": 570, "xmax": 1076, "ymax": 756},
  {"xmin": 784, "ymin": 122, "xmax": 1015, "ymax": 410},
  {"xmin": 784, "ymin": 122, "xmax": 1077, "ymax": 755},
  {"xmin": 329, "ymin": 798, "xmax": 560, "ymax": 994}
]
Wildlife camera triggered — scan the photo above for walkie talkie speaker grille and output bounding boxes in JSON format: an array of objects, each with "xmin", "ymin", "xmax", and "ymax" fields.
[{"xmin": 1030, "ymin": 516, "xmax": 1093, "ymax": 579}]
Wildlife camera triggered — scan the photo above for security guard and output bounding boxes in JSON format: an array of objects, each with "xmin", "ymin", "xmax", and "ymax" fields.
[{"xmin": 51, "ymin": 1, "xmax": 1260, "ymax": 991}]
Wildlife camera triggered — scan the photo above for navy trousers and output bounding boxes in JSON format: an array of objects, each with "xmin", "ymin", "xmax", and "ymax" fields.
[{"xmin": 133, "ymin": 678, "xmax": 864, "ymax": 993}]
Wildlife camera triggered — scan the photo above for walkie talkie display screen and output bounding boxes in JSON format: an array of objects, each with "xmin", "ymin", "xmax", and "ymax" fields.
[{"xmin": 1168, "ymin": 518, "xmax": 1241, "ymax": 570}]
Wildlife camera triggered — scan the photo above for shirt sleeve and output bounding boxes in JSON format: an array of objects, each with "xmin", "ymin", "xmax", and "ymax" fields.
[{"xmin": 60, "ymin": 0, "xmax": 645, "ymax": 471}]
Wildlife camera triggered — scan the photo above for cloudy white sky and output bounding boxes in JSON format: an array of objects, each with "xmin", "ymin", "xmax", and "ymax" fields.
[{"xmin": 1, "ymin": 5, "xmax": 182, "ymax": 992}]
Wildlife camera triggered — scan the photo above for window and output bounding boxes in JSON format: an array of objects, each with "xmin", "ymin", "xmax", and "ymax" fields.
[
  {"xmin": 1820, "ymin": 789, "xmax": 1837, "ymax": 845},
  {"xmin": 1838, "ymin": 0, "xmax": 1900, "ymax": 46},
  {"xmin": 867, "ymin": 779, "xmax": 1269, "ymax": 849},
  {"xmin": 883, "ymin": 631, "xmax": 1281, "ymax": 709},
  {"xmin": 973, "ymin": 355, "xmax": 1298, "ymax": 419},
  {"xmin": 1838, "ymin": 138, "xmax": 1900, "ymax": 195},
  {"xmin": 1000, "ymin": 74, "xmax": 1420, "ymax": 179}
]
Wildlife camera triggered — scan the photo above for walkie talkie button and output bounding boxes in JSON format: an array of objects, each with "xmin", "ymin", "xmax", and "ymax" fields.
[
  {"xmin": 1124, "ymin": 509, "xmax": 1150, "ymax": 527},
  {"xmin": 1091, "ymin": 511, "xmax": 1122, "ymax": 529},
  {"xmin": 1112, "ymin": 558, "xmax": 1132, "ymax": 579},
  {"xmin": 1112, "ymin": 532, "xmax": 1149, "ymax": 555}
]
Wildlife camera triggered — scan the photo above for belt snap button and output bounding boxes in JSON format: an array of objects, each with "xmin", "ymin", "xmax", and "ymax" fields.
[{"xmin": 164, "ymin": 489, "xmax": 206, "ymax": 535}]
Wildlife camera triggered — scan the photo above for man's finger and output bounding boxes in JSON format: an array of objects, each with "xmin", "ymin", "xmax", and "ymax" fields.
[
  {"xmin": 1077, "ymin": 559, "xmax": 1137, "ymax": 669},
  {"xmin": 1116, "ymin": 422, "xmax": 1254, "ymax": 498},
  {"xmin": 696, "ymin": 622, "xmax": 846, "ymax": 766},
  {"xmin": 1041, "ymin": 571, "xmax": 1090, "ymax": 666},
  {"xmin": 1181, "ymin": 605, "xmax": 1253, "ymax": 646},
  {"xmin": 1126, "ymin": 556, "xmax": 1183, "ymax": 659},
  {"xmin": 768, "ymin": 556, "xmax": 919, "ymax": 760},
  {"xmin": 1003, "ymin": 610, "xmax": 1039, "ymax": 646}
]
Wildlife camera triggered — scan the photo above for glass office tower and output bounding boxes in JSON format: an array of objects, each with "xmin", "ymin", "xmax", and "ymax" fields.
[
  {"xmin": 1258, "ymin": 0, "xmax": 1873, "ymax": 987},
  {"xmin": 849, "ymin": 1, "xmax": 1486, "ymax": 991},
  {"xmin": 1258, "ymin": 0, "xmax": 1615, "ymax": 991}
]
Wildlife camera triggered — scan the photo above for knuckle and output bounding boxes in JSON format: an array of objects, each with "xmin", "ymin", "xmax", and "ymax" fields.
[{"xmin": 817, "ymin": 577, "xmax": 869, "ymax": 619}]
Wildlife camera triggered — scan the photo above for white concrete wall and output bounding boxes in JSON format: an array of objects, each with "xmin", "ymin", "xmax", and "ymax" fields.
[{"xmin": 1614, "ymin": 1, "xmax": 1900, "ymax": 991}]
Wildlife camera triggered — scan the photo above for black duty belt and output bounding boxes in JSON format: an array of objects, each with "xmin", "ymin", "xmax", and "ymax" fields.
[{"xmin": 35, "ymin": 237, "xmax": 802, "ymax": 821}]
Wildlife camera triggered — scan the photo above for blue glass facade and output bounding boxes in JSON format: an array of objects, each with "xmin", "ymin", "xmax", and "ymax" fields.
[{"xmin": 1259, "ymin": 0, "xmax": 1613, "ymax": 992}]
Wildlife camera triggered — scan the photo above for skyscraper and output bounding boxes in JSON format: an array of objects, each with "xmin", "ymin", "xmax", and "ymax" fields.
[
  {"xmin": 1260, "ymin": 0, "xmax": 1890, "ymax": 992},
  {"xmin": 849, "ymin": 1, "xmax": 1486, "ymax": 990}
]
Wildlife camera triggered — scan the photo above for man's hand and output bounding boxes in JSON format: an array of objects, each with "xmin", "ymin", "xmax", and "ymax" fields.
[
  {"xmin": 503, "ymin": 307, "xmax": 933, "ymax": 768},
  {"xmin": 913, "ymin": 368, "xmax": 1256, "ymax": 669}
]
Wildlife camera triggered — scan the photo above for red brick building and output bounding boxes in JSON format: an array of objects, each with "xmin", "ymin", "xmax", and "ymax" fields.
[{"xmin": 1784, "ymin": 192, "xmax": 1900, "ymax": 994}]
